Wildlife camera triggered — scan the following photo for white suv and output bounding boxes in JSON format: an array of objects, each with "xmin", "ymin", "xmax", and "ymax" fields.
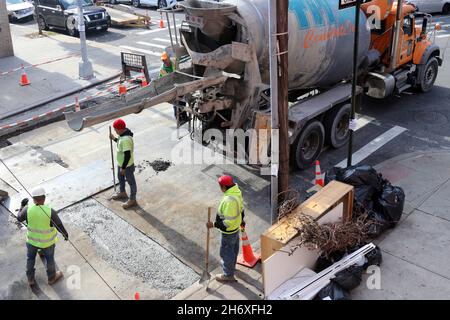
[{"xmin": 408, "ymin": 0, "xmax": 450, "ymax": 14}]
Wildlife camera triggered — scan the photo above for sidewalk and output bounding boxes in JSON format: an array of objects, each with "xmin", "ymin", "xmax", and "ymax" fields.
[
  {"xmin": 174, "ymin": 150, "xmax": 450, "ymax": 300},
  {"xmin": 0, "ymin": 29, "xmax": 122, "ymax": 122}
]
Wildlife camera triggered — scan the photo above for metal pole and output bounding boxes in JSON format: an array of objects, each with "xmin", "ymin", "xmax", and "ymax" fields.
[
  {"xmin": 277, "ymin": 0, "xmax": 289, "ymax": 201},
  {"xmin": 268, "ymin": 0, "xmax": 279, "ymax": 224},
  {"xmin": 77, "ymin": 0, "xmax": 94, "ymax": 80},
  {"xmin": 109, "ymin": 126, "xmax": 116, "ymax": 192},
  {"xmin": 389, "ymin": 0, "xmax": 403, "ymax": 71},
  {"xmin": 347, "ymin": 0, "xmax": 361, "ymax": 168}
]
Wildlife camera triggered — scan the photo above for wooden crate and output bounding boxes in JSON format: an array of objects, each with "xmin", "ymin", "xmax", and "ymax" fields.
[{"xmin": 260, "ymin": 180, "xmax": 354, "ymax": 262}]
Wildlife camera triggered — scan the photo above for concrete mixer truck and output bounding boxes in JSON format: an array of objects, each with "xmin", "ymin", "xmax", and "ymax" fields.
[{"xmin": 65, "ymin": 0, "xmax": 442, "ymax": 169}]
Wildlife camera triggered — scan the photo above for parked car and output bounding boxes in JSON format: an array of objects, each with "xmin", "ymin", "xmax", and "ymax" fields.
[
  {"xmin": 407, "ymin": 0, "xmax": 450, "ymax": 14},
  {"xmin": 108, "ymin": 0, "xmax": 177, "ymax": 10},
  {"xmin": 6, "ymin": 0, "xmax": 35, "ymax": 22},
  {"xmin": 34, "ymin": 0, "xmax": 111, "ymax": 36}
]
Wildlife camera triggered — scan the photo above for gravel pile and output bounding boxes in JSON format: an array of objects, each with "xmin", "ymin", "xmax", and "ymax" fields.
[{"xmin": 60, "ymin": 199, "xmax": 199, "ymax": 298}]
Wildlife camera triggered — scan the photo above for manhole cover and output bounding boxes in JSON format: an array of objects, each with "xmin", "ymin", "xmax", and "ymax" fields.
[{"xmin": 414, "ymin": 111, "xmax": 448, "ymax": 125}]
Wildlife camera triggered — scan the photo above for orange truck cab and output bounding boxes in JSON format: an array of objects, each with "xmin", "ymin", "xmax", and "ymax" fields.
[{"xmin": 362, "ymin": 0, "xmax": 442, "ymax": 98}]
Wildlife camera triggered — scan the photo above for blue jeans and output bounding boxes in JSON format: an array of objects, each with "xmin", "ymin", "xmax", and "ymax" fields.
[
  {"xmin": 220, "ymin": 231, "xmax": 240, "ymax": 277},
  {"xmin": 26, "ymin": 243, "xmax": 56, "ymax": 281},
  {"xmin": 118, "ymin": 165, "xmax": 137, "ymax": 200}
]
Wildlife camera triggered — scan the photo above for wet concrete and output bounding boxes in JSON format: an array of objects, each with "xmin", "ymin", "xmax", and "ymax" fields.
[
  {"xmin": 59, "ymin": 198, "xmax": 200, "ymax": 299},
  {"xmin": 30, "ymin": 145, "xmax": 69, "ymax": 168}
]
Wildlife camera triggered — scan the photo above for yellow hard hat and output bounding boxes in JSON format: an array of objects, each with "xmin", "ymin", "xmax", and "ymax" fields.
[{"xmin": 161, "ymin": 52, "xmax": 169, "ymax": 60}]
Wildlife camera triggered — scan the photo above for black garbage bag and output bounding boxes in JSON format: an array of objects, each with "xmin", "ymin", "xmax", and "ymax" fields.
[
  {"xmin": 354, "ymin": 184, "xmax": 377, "ymax": 210},
  {"xmin": 315, "ymin": 251, "xmax": 346, "ymax": 273},
  {"xmin": 333, "ymin": 265, "xmax": 364, "ymax": 291},
  {"xmin": 374, "ymin": 184, "xmax": 405, "ymax": 226},
  {"xmin": 366, "ymin": 210, "xmax": 391, "ymax": 238},
  {"xmin": 325, "ymin": 167, "xmax": 345, "ymax": 185},
  {"xmin": 346, "ymin": 242, "xmax": 383, "ymax": 269},
  {"xmin": 314, "ymin": 282, "xmax": 351, "ymax": 300},
  {"xmin": 339, "ymin": 165, "xmax": 385, "ymax": 191}
]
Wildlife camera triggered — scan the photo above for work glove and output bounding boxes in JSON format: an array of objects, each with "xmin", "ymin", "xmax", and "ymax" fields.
[
  {"xmin": 64, "ymin": 234, "xmax": 69, "ymax": 241},
  {"xmin": 240, "ymin": 220, "xmax": 246, "ymax": 229}
]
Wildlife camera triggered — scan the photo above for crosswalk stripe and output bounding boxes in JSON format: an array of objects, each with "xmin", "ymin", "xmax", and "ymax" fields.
[
  {"xmin": 335, "ymin": 126, "xmax": 407, "ymax": 168},
  {"xmin": 154, "ymin": 38, "xmax": 172, "ymax": 43},
  {"xmin": 136, "ymin": 41, "xmax": 167, "ymax": 49},
  {"xmin": 136, "ymin": 24, "xmax": 182, "ymax": 35},
  {"xmin": 119, "ymin": 45, "xmax": 162, "ymax": 57}
]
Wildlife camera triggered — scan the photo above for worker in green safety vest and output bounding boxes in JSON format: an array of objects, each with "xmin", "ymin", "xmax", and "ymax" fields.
[
  {"xmin": 17, "ymin": 187, "xmax": 68, "ymax": 287},
  {"xmin": 159, "ymin": 52, "xmax": 189, "ymax": 124},
  {"xmin": 207, "ymin": 175, "xmax": 245, "ymax": 283}
]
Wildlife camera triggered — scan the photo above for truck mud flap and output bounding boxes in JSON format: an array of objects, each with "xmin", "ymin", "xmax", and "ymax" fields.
[{"xmin": 64, "ymin": 73, "xmax": 228, "ymax": 131}]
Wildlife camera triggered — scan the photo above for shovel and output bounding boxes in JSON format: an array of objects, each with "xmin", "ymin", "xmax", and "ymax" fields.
[{"xmin": 199, "ymin": 207, "xmax": 212, "ymax": 286}]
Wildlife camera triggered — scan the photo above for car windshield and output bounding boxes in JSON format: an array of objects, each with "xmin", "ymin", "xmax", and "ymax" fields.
[
  {"xmin": 60, "ymin": 0, "xmax": 93, "ymax": 9},
  {"xmin": 6, "ymin": 0, "xmax": 26, "ymax": 5}
]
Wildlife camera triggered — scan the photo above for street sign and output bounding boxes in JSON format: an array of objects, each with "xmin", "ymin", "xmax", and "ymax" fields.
[{"xmin": 339, "ymin": 0, "xmax": 371, "ymax": 10}]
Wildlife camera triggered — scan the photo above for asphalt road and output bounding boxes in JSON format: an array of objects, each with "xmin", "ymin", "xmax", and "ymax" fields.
[{"xmin": 7, "ymin": 9, "xmax": 450, "ymax": 189}]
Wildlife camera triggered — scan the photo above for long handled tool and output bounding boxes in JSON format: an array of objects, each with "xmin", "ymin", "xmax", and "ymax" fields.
[
  {"xmin": 109, "ymin": 126, "xmax": 116, "ymax": 191},
  {"xmin": 199, "ymin": 207, "xmax": 212, "ymax": 286}
]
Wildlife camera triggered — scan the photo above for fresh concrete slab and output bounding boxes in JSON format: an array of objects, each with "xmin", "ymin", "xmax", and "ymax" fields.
[{"xmin": 59, "ymin": 198, "xmax": 199, "ymax": 299}]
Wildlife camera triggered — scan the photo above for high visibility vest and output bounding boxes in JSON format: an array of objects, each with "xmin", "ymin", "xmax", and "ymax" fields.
[
  {"xmin": 26, "ymin": 204, "xmax": 58, "ymax": 249},
  {"xmin": 217, "ymin": 194, "xmax": 243, "ymax": 234},
  {"xmin": 117, "ymin": 135, "xmax": 134, "ymax": 168},
  {"xmin": 159, "ymin": 61, "xmax": 174, "ymax": 78}
]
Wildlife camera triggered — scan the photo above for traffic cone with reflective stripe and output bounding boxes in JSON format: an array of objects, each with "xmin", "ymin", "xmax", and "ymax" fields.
[
  {"xmin": 237, "ymin": 227, "xmax": 260, "ymax": 268},
  {"xmin": 19, "ymin": 64, "xmax": 30, "ymax": 86},
  {"xmin": 141, "ymin": 69, "xmax": 148, "ymax": 87},
  {"xmin": 74, "ymin": 96, "xmax": 81, "ymax": 112},
  {"xmin": 118, "ymin": 82, "xmax": 127, "ymax": 95},
  {"xmin": 315, "ymin": 160, "xmax": 324, "ymax": 187},
  {"xmin": 159, "ymin": 13, "xmax": 165, "ymax": 28}
]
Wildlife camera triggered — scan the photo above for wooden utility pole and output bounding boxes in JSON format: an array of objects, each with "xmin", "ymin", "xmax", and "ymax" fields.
[{"xmin": 277, "ymin": 0, "xmax": 289, "ymax": 197}]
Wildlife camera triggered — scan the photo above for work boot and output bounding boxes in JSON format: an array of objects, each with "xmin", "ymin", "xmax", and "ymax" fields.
[
  {"xmin": 215, "ymin": 274, "xmax": 237, "ymax": 283},
  {"xmin": 28, "ymin": 278, "xmax": 36, "ymax": 287},
  {"xmin": 122, "ymin": 199, "xmax": 137, "ymax": 210},
  {"xmin": 48, "ymin": 271, "xmax": 63, "ymax": 285},
  {"xmin": 110, "ymin": 192, "xmax": 128, "ymax": 201}
]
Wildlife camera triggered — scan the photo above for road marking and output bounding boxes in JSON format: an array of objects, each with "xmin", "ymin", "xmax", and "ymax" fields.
[
  {"xmin": 335, "ymin": 126, "xmax": 407, "ymax": 168},
  {"xmin": 437, "ymin": 34, "xmax": 450, "ymax": 38},
  {"xmin": 355, "ymin": 114, "xmax": 375, "ymax": 131},
  {"xmin": 154, "ymin": 37, "xmax": 172, "ymax": 43},
  {"xmin": 136, "ymin": 41, "xmax": 167, "ymax": 49},
  {"xmin": 119, "ymin": 45, "xmax": 162, "ymax": 57},
  {"xmin": 136, "ymin": 24, "xmax": 182, "ymax": 35}
]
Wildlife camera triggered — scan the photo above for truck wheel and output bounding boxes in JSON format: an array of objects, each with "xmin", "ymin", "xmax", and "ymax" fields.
[
  {"xmin": 291, "ymin": 120, "xmax": 324, "ymax": 170},
  {"xmin": 324, "ymin": 104, "xmax": 351, "ymax": 149},
  {"xmin": 133, "ymin": 0, "xmax": 140, "ymax": 7},
  {"xmin": 158, "ymin": 0, "xmax": 167, "ymax": 9},
  {"xmin": 443, "ymin": 3, "xmax": 450, "ymax": 14},
  {"xmin": 417, "ymin": 57, "xmax": 439, "ymax": 93}
]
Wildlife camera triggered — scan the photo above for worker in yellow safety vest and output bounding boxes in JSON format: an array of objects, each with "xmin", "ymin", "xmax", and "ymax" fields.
[
  {"xmin": 207, "ymin": 175, "xmax": 245, "ymax": 283},
  {"xmin": 17, "ymin": 187, "xmax": 69, "ymax": 287}
]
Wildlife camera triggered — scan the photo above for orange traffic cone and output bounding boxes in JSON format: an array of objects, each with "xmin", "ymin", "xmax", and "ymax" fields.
[
  {"xmin": 159, "ymin": 13, "xmax": 165, "ymax": 28},
  {"xmin": 118, "ymin": 82, "xmax": 127, "ymax": 95},
  {"xmin": 315, "ymin": 160, "xmax": 324, "ymax": 187},
  {"xmin": 141, "ymin": 70, "xmax": 148, "ymax": 87},
  {"xmin": 237, "ymin": 228, "xmax": 260, "ymax": 268},
  {"xmin": 19, "ymin": 64, "xmax": 30, "ymax": 86},
  {"xmin": 74, "ymin": 96, "xmax": 81, "ymax": 112},
  {"xmin": 134, "ymin": 292, "xmax": 140, "ymax": 300}
]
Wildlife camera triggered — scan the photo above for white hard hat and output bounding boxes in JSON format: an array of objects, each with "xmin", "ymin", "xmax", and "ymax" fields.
[{"xmin": 31, "ymin": 187, "xmax": 46, "ymax": 197}]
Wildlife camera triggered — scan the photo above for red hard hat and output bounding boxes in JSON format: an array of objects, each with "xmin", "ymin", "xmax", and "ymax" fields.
[
  {"xmin": 218, "ymin": 175, "xmax": 234, "ymax": 187},
  {"xmin": 113, "ymin": 119, "xmax": 126, "ymax": 130}
]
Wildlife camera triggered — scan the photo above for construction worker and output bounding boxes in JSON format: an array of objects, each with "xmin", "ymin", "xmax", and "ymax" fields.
[
  {"xmin": 17, "ymin": 187, "xmax": 68, "ymax": 287},
  {"xmin": 109, "ymin": 118, "xmax": 138, "ymax": 209},
  {"xmin": 159, "ymin": 52, "xmax": 189, "ymax": 123},
  {"xmin": 206, "ymin": 175, "xmax": 245, "ymax": 283}
]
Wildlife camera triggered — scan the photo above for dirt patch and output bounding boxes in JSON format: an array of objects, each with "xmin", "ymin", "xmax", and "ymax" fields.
[{"xmin": 137, "ymin": 159, "xmax": 172, "ymax": 174}]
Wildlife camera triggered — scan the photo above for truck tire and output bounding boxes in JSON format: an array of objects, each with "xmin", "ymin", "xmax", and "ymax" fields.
[
  {"xmin": 417, "ymin": 57, "xmax": 439, "ymax": 93},
  {"xmin": 324, "ymin": 104, "xmax": 351, "ymax": 149},
  {"xmin": 443, "ymin": 3, "xmax": 450, "ymax": 14},
  {"xmin": 133, "ymin": 0, "xmax": 140, "ymax": 7},
  {"xmin": 158, "ymin": 0, "xmax": 167, "ymax": 9},
  {"xmin": 291, "ymin": 120, "xmax": 324, "ymax": 170}
]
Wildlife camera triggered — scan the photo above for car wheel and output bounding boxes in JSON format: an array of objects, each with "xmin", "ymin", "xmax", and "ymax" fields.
[
  {"xmin": 158, "ymin": 0, "xmax": 167, "ymax": 9},
  {"xmin": 291, "ymin": 120, "xmax": 325, "ymax": 170},
  {"xmin": 66, "ymin": 16, "xmax": 79, "ymax": 37},
  {"xmin": 133, "ymin": 0, "xmax": 140, "ymax": 7},
  {"xmin": 443, "ymin": 3, "xmax": 450, "ymax": 14},
  {"xmin": 417, "ymin": 57, "xmax": 439, "ymax": 93},
  {"xmin": 109, "ymin": 0, "xmax": 117, "ymax": 4},
  {"xmin": 324, "ymin": 104, "xmax": 351, "ymax": 149},
  {"xmin": 37, "ymin": 15, "xmax": 49, "ymax": 30},
  {"xmin": 101, "ymin": 26, "xmax": 108, "ymax": 32}
]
